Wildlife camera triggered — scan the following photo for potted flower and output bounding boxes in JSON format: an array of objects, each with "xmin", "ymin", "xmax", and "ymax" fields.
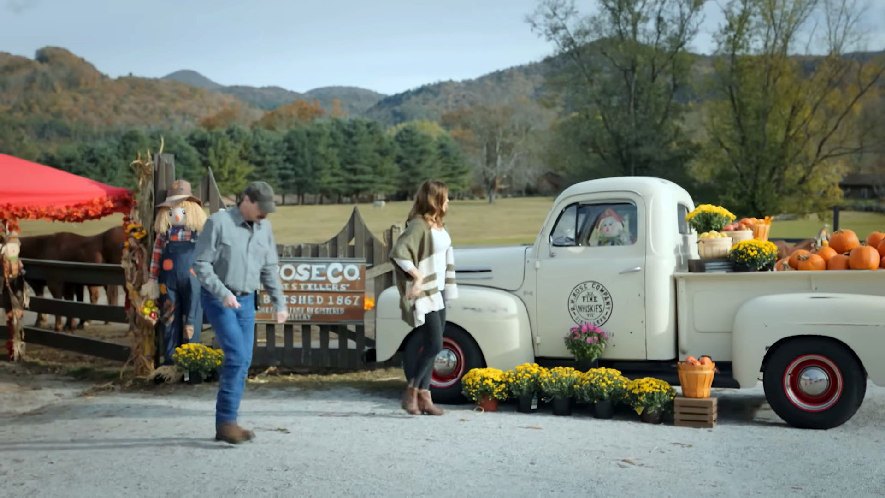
[
  {"xmin": 728, "ymin": 239, "xmax": 778, "ymax": 272},
  {"xmin": 576, "ymin": 367, "xmax": 629, "ymax": 419},
  {"xmin": 686, "ymin": 204, "xmax": 736, "ymax": 260},
  {"xmin": 626, "ymin": 377, "xmax": 676, "ymax": 424},
  {"xmin": 172, "ymin": 343, "xmax": 224, "ymax": 384},
  {"xmin": 685, "ymin": 204, "xmax": 736, "ymax": 233},
  {"xmin": 538, "ymin": 366, "xmax": 582, "ymax": 416},
  {"xmin": 505, "ymin": 363, "xmax": 547, "ymax": 413},
  {"xmin": 461, "ymin": 367, "xmax": 508, "ymax": 412},
  {"xmin": 564, "ymin": 322, "xmax": 608, "ymax": 371}
]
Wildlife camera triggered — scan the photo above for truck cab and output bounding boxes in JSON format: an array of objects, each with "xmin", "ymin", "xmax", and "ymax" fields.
[{"xmin": 526, "ymin": 177, "xmax": 695, "ymax": 361}]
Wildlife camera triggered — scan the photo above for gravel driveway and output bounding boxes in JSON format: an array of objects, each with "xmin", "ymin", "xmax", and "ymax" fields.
[{"xmin": 1, "ymin": 364, "xmax": 883, "ymax": 497}]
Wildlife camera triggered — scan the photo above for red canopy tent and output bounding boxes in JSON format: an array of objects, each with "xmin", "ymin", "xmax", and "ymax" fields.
[
  {"xmin": 0, "ymin": 153, "xmax": 132, "ymax": 222},
  {"xmin": 1, "ymin": 153, "xmax": 134, "ymax": 360}
]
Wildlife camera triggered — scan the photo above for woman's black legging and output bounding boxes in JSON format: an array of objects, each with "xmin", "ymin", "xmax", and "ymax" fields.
[{"xmin": 410, "ymin": 308, "xmax": 446, "ymax": 390}]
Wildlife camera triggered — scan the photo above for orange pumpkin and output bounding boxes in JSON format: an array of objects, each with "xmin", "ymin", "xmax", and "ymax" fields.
[
  {"xmin": 827, "ymin": 254, "xmax": 850, "ymax": 270},
  {"xmin": 867, "ymin": 231, "xmax": 885, "ymax": 249},
  {"xmin": 788, "ymin": 249, "xmax": 811, "ymax": 269},
  {"xmin": 774, "ymin": 257, "xmax": 794, "ymax": 271},
  {"xmin": 849, "ymin": 246, "xmax": 880, "ymax": 270},
  {"xmin": 829, "ymin": 229, "xmax": 860, "ymax": 254},
  {"xmin": 815, "ymin": 245, "xmax": 838, "ymax": 263},
  {"xmin": 796, "ymin": 253, "xmax": 826, "ymax": 271},
  {"xmin": 878, "ymin": 239, "xmax": 885, "ymax": 259}
]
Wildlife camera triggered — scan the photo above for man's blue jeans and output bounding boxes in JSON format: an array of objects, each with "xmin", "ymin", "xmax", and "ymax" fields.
[{"xmin": 201, "ymin": 288, "xmax": 255, "ymax": 426}]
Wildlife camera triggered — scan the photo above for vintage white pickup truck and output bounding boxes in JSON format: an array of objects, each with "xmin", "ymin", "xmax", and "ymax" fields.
[{"xmin": 373, "ymin": 177, "xmax": 884, "ymax": 429}]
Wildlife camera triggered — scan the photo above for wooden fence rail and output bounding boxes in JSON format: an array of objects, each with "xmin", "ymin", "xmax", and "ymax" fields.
[{"xmin": 0, "ymin": 258, "xmax": 131, "ymax": 362}]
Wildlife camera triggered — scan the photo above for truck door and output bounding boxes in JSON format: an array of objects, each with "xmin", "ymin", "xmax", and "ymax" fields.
[{"xmin": 534, "ymin": 194, "xmax": 647, "ymax": 359}]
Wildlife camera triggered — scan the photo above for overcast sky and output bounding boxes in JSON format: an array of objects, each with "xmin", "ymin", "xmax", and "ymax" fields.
[{"xmin": 2, "ymin": 0, "xmax": 884, "ymax": 95}]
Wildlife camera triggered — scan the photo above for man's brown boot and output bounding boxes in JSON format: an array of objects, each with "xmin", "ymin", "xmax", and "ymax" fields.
[
  {"xmin": 235, "ymin": 424, "xmax": 256, "ymax": 441},
  {"xmin": 215, "ymin": 422, "xmax": 248, "ymax": 444},
  {"xmin": 417, "ymin": 389, "xmax": 444, "ymax": 416},
  {"xmin": 401, "ymin": 386, "xmax": 421, "ymax": 415}
]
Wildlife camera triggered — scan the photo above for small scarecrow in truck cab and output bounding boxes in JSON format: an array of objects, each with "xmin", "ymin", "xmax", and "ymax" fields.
[
  {"xmin": 141, "ymin": 180, "xmax": 208, "ymax": 365},
  {"xmin": 589, "ymin": 208, "xmax": 633, "ymax": 246}
]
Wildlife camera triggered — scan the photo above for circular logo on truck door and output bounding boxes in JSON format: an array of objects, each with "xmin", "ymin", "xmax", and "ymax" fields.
[{"xmin": 567, "ymin": 280, "xmax": 613, "ymax": 326}]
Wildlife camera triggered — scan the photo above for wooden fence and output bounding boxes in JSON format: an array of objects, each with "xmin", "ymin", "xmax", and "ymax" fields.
[
  {"xmin": 252, "ymin": 207, "xmax": 400, "ymax": 370},
  {"xmin": 0, "ymin": 259, "xmax": 130, "ymax": 361}
]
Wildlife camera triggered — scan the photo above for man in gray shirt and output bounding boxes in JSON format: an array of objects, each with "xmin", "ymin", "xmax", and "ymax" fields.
[{"xmin": 192, "ymin": 181, "xmax": 287, "ymax": 444}]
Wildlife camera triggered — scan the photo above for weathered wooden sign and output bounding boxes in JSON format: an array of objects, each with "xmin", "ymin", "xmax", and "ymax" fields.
[{"xmin": 256, "ymin": 258, "xmax": 367, "ymax": 323}]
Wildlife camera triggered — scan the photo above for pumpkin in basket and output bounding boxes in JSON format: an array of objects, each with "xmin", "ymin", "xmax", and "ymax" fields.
[
  {"xmin": 866, "ymin": 231, "xmax": 885, "ymax": 249},
  {"xmin": 827, "ymin": 254, "xmax": 850, "ymax": 270},
  {"xmin": 788, "ymin": 249, "xmax": 811, "ymax": 269},
  {"xmin": 796, "ymin": 253, "xmax": 826, "ymax": 271},
  {"xmin": 678, "ymin": 355, "xmax": 716, "ymax": 399},
  {"xmin": 849, "ymin": 246, "xmax": 880, "ymax": 270},
  {"xmin": 829, "ymin": 229, "xmax": 860, "ymax": 254},
  {"xmin": 815, "ymin": 244, "xmax": 838, "ymax": 264}
]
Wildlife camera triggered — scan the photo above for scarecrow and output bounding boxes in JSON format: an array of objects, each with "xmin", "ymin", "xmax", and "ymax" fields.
[
  {"xmin": 141, "ymin": 180, "xmax": 208, "ymax": 365},
  {"xmin": 589, "ymin": 208, "xmax": 633, "ymax": 246}
]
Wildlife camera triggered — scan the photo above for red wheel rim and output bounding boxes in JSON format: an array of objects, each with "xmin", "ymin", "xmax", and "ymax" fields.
[
  {"xmin": 782, "ymin": 354, "xmax": 843, "ymax": 412},
  {"xmin": 431, "ymin": 337, "xmax": 465, "ymax": 389}
]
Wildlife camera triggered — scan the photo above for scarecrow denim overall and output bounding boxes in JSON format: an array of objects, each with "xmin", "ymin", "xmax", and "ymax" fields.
[
  {"xmin": 158, "ymin": 238, "xmax": 202, "ymax": 364},
  {"xmin": 201, "ymin": 288, "xmax": 255, "ymax": 425}
]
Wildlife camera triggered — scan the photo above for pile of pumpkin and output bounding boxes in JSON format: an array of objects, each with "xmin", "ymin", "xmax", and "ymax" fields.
[{"xmin": 776, "ymin": 229, "xmax": 884, "ymax": 271}]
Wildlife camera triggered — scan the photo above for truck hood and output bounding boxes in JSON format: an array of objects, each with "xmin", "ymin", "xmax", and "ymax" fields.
[{"xmin": 454, "ymin": 245, "xmax": 531, "ymax": 291}]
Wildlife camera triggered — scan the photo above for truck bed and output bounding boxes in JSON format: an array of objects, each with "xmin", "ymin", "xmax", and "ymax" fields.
[{"xmin": 673, "ymin": 270, "xmax": 885, "ymax": 362}]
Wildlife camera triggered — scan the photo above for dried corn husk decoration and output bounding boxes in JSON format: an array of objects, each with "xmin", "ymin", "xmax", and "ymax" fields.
[{"xmin": 121, "ymin": 145, "xmax": 159, "ymax": 376}]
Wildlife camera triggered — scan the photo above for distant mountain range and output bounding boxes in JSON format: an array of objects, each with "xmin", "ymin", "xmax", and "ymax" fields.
[
  {"xmin": 2, "ymin": 45, "xmax": 882, "ymax": 146},
  {"xmin": 162, "ymin": 70, "xmax": 385, "ymax": 116},
  {"xmin": 161, "ymin": 60, "xmax": 555, "ymax": 125}
]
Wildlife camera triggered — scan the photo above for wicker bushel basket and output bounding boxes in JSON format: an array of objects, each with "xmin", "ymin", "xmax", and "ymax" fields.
[{"xmin": 677, "ymin": 362, "xmax": 716, "ymax": 398}]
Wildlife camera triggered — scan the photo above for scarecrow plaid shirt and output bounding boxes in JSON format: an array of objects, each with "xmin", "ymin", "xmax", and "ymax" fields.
[{"xmin": 149, "ymin": 226, "xmax": 198, "ymax": 279}]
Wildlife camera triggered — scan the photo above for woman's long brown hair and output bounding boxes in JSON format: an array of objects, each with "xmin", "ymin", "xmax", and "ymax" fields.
[{"xmin": 407, "ymin": 180, "xmax": 448, "ymax": 227}]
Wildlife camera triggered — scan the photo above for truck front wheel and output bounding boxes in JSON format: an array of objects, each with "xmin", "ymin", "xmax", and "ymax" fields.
[
  {"xmin": 403, "ymin": 324, "xmax": 484, "ymax": 403},
  {"xmin": 762, "ymin": 338, "xmax": 866, "ymax": 429}
]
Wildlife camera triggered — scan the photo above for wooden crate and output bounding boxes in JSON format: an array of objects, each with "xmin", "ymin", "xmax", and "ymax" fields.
[{"xmin": 674, "ymin": 396, "xmax": 717, "ymax": 428}]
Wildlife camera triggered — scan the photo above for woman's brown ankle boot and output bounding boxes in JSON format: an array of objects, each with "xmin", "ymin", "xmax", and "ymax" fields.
[
  {"xmin": 417, "ymin": 389, "xmax": 444, "ymax": 415},
  {"xmin": 401, "ymin": 386, "xmax": 420, "ymax": 415}
]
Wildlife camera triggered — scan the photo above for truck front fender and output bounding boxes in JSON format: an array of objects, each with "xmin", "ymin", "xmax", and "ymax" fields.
[
  {"xmin": 732, "ymin": 293, "xmax": 885, "ymax": 387},
  {"xmin": 374, "ymin": 285, "xmax": 534, "ymax": 370}
]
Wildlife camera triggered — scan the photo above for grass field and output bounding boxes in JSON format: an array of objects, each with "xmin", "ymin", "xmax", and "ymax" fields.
[{"xmin": 18, "ymin": 198, "xmax": 885, "ymax": 246}]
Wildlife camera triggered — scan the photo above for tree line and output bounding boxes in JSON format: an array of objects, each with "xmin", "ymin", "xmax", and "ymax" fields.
[{"xmin": 37, "ymin": 118, "xmax": 473, "ymax": 202}]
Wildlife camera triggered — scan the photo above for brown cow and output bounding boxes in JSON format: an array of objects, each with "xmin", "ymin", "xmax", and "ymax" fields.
[{"xmin": 19, "ymin": 226, "xmax": 124, "ymax": 331}]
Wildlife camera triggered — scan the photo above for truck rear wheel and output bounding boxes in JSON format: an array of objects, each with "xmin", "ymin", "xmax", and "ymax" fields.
[
  {"xmin": 762, "ymin": 338, "xmax": 866, "ymax": 429},
  {"xmin": 403, "ymin": 324, "xmax": 484, "ymax": 403}
]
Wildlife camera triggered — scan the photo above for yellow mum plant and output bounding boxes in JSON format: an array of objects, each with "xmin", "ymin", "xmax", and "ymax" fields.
[
  {"xmin": 576, "ymin": 367, "xmax": 629, "ymax": 404},
  {"xmin": 728, "ymin": 239, "xmax": 778, "ymax": 271},
  {"xmin": 626, "ymin": 377, "xmax": 676, "ymax": 415},
  {"xmin": 461, "ymin": 367, "xmax": 509, "ymax": 402},
  {"xmin": 686, "ymin": 204, "xmax": 736, "ymax": 233},
  {"xmin": 538, "ymin": 366, "xmax": 582, "ymax": 400},
  {"xmin": 504, "ymin": 363, "xmax": 548, "ymax": 398},
  {"xmin": 172, "ymin": 343, "xmax": 224, "ymax": 376}
]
